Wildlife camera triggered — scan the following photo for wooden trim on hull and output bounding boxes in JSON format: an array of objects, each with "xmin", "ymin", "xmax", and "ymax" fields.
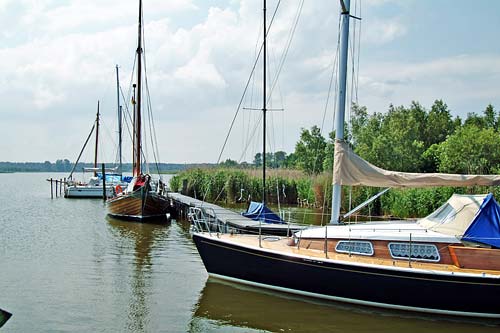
[
  {"xmin": 193, "ymin": 233, "xmax": 500, "ymax": 318},
  {"xmin": 107, "ymin": 212, "xmax": 168, "ymax": 222},
  {"xmin": 300, "ymin": 238, "xmax": 455, "ymax": 265},
  {"xmin": 107, "ymin": 190, "xmax": 170, "ymax": 221}
]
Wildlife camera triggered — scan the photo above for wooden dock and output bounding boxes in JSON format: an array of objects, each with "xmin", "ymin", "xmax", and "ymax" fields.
[{"xmin": 167, "ymin": 192, "xmax": 305, "ymax": 236}]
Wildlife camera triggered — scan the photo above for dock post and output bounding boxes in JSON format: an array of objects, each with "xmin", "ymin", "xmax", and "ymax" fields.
[
  {"xmin": 55, "ymin": 179, "xmax": 58, "ymax": 198},
  {"xmin": 59, "ymin": 179, "xmax": 62, "ymax": 196},
  {"xmin": 102, "ymin": 163, "xmax": 106, "ymax": 200},
  {"xmin": 50, "ymin": 178, "xmax": 53, "ymax": 199}
]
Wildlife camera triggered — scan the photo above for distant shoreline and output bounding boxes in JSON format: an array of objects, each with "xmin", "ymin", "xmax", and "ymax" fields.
[{"xmin": 0, "ymin": 162, "xmax": 214, "ymax": 173}]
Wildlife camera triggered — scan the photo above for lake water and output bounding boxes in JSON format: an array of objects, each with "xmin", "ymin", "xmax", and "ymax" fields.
[{"xmin": 1, "ymin": 173, "xmax": 499, "ymax": 332}]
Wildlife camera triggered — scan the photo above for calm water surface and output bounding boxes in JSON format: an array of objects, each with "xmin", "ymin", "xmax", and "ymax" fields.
[{"xmin": 1, "ymin": 173, "xmax": 499, "ymax": 332}]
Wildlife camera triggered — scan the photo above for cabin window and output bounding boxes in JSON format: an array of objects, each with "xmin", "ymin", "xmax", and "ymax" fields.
[
  {"xmin": 335, "ymin": 240, "xmax": 374, "ymax": 256},
  {"xmin": 388, "ymin": 242, "xmax": 440, "ymax": 262}
]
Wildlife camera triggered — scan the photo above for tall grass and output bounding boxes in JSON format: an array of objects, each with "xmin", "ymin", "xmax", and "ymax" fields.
[{"xmin": 169, "ymin": 167, "xmax": 497, "ymax": 218}]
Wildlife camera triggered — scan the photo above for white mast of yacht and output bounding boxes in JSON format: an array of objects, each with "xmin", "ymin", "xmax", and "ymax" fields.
[{"xmin": 330, "ymin": 0, "xmax": 351, "ymax": 224}]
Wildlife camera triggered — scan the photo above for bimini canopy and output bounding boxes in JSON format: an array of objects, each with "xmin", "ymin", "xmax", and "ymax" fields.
[
  {"xmin": 333, "ymin": 141, "xmax": 500, "ymax": 188},
  {"xmin": 242, "ymin": 202, "xmax": 285, "ymax": 224},
  {"xmin": 418, "ymin": 194, "xmax": 487, "ymax": 236},
  {"xmin": 462, "ymin": 193, "xmax": 500, "ymax": 248}
]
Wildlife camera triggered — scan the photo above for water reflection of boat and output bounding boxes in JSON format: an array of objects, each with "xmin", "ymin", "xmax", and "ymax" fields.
[
  {"xmin": 106, "ymin": 216, "xmax": 171, "ymax": 331},
  {"xmin": 107, "ymin": 215, "xmax": 171, "ymax": 264},
  {"xmin": 190, "ymin": 279, "xmax": 500, "ymax": 333}
]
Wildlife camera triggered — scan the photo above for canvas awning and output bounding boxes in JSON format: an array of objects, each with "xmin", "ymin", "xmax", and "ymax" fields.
[
  {"xmin": 333, "ymin": 141, "xmax": 500, "ymax": 188},
  {"xmin": 417, "ymin": 194, "xmax": 487, "ymax": 236}
]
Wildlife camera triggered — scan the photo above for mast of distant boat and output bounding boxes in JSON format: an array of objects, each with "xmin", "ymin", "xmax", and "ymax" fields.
[
  {"xmin": 330, "ymin": 0, "xmax": 350, "ymax": 224},
  {"xmin": 116, "ymin": 65, "xmax": 123, "ymax": 179},
  {"xmin": 133, "ymin": 0, "xmax": 143, "ymax": 178},
  {"xmin": 94, "ymin": 100, "xmax": 100, "ymax": 177},
  {"xmin": 262, "ymin": 0, "xmax": 267, "ymax": 206}
]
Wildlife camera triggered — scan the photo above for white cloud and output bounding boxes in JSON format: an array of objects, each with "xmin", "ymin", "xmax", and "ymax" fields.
[
  {"xmin": 1, "ymin": 0, "xmax": 499, "ymax": 163},
  {"xmin": 17, "ymin": 0, "xmax": 198, "ymax": 34},
  {"xmin": 363, "ymin": 18, "xmax": 407, "ymax": 45},
  {"xmin": 358, "ymin": 54, "xmax": 500, "ymax": 114}
]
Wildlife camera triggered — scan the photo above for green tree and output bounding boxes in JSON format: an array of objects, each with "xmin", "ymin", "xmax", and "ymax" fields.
[
  {"xmin": 284, "ymin": 152, "xmax": 297, "ymax": 168},
  {"xmin": 363, "ymin": 103, "xmax": 426, "ymax": 172},
  {"xmin": 274, "ymin": 151, "xmax": 287, "ymax": 168},
  {"xmin": 438, "ymin": 125, "xmax": 500, "ymax": 174},
  {"xmin": 424, "ymin": 100, "xmax": 454, "ymax": 147},
  {"xmin": 484, "ymin": 104, "xmax": 497, "ymax": 130},
  {"xmin": 294, "ymin": 126, "xmax": 326, "ymax": 175},
  {"xmin": 220, "ymin": 159, "xmax": 238, "ymax": 167},
  {"xmin": 253, "ymin": 153, "xmax": 262, "ymax": 167},
  {"xmin": 464, "ymin": 112, "xmax": 486, "ymax": 129},
  {"xmin": 323, "ymin": 131, "xmax": 335, "ymax": 172}
]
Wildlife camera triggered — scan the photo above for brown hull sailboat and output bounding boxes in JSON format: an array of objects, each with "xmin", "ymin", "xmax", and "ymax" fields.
[
  {"xmin": 106, "ymin": 0, "xmax": 169, "ymax": 222},
  {"xmin": 107, "ymin": 188, "xmax": 169, "ymax": 220}
]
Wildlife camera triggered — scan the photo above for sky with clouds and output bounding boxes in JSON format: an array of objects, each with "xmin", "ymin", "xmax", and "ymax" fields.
[{"xmin": 1, "ymin": 0, "xmax": 500, "ymax": 164}]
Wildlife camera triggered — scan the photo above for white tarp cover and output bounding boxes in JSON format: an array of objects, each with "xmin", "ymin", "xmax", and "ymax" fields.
[
  {"xmin": 333, "ymin": 141, "xmax": 500, "ymax": 187},
  {"xmin": 417, "ymin": 194, "xmax": 486, "ymax": 236}
]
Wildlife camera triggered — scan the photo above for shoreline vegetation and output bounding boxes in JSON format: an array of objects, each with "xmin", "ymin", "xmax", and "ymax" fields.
[
  {"xmin": 169, "ymin": 167, "xmax": 500, "ymax": 219},
  {"xmin": 171, "ymin": 100, "xmax": 500, "ymax": 219}
]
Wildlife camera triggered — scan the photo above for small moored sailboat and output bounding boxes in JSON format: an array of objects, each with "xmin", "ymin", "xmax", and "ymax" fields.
[{"xmin": 65, "ymin": 101, "xmax": 127, "ymax": 198}]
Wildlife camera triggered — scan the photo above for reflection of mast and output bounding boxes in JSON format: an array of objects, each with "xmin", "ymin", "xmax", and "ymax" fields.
[
  {"xmin": 133, "ymin": 0, "xmax": 143, "ymax": 178},
  {"xmin": 106, "ymin": 216, "xmax": 169, "ymax": 331},
  {"xmin": 94, "ymin": 101, "xmax": 100, "ymax": 177}
]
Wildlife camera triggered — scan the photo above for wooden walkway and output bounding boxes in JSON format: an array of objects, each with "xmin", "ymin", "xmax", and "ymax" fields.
[{"xmin": 167, "ymin": 192, "xmax": 305, "ymax": 236}]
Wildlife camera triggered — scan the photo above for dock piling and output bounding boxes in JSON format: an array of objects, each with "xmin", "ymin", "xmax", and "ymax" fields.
[{"xmin": 102, "ymin": 163, "xmax": 106, "ymax": 200}]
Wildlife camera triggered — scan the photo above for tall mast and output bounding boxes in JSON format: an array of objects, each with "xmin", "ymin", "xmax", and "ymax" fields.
[
  {"xmin": 330, "ymin": 0, "xmax": 351, "ymax": 224},
  {"xmin": 133, "ymin": 0, "xmax": 143, "ymax": 177},
  {"xmin": 116, "ymin": 65, "xmax": 122, "ymax": 177},
  {"xmin": 262, "ymin": 0, "xmax": 267, "ymax": 206},
  {"xmin": 94, "ymin": 100, "xmax": 100, "ymax": 177}
]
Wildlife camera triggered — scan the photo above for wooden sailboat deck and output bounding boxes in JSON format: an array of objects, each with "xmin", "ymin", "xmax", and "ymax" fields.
[
  {"xmin": 168, "ymin": 192, "xmax": 305, "ymax": 235},
  {"xmin": 206, "ymin": 233, "xmax": 500, "ymax": 276}
]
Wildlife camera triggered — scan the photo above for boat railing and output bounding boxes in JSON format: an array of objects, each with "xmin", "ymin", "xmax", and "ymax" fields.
[{"xmin": 189, "ymin": 206, "xmax": 226, "ymax": 236}]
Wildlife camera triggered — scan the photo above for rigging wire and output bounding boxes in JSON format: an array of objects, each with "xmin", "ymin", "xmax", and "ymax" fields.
[
  {"xmin": 202, "ymin": 1, "xmax": 282, "ymax": 204},
  {"xmin": 267, "ymin": 0, "xmax": 304, "ymax": 104},
  {"xmin": 141, "ymin": 12, "xmax": 162, "ymax": 178},
  {"xmin": 214, "ymin": 0, "xmax": 282, "ymax": 166}
]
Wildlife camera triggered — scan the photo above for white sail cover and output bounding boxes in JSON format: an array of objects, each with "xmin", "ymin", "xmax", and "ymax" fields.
[
  {"xmin": 417, "ymin": 194, "xmax": 486, "ymax": 236},
  {"xmin": 333, "ymin": 141, "xmax": 500, "ymax": 187}
]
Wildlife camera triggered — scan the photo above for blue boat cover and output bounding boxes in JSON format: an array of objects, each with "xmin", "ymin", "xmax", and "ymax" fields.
[
  {"xmin": 97, "ymin": 173, "xmax": 132, "ymax": 183},
  {"xmin": 462, "ymin": 193, "xmax": 500, "ymax": 248},
  {"xmin": 242, "ymin": 201, "xmax": 285, "ymax": 224},
  {"xmin": 122, "ymin": 176, "xmax": 133, "ymax": 183}
]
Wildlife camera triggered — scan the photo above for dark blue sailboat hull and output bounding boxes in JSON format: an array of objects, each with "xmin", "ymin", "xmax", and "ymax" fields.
[{"xmin": 193, "ymin": 233, "xmax": 500, "ymax": 318}]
